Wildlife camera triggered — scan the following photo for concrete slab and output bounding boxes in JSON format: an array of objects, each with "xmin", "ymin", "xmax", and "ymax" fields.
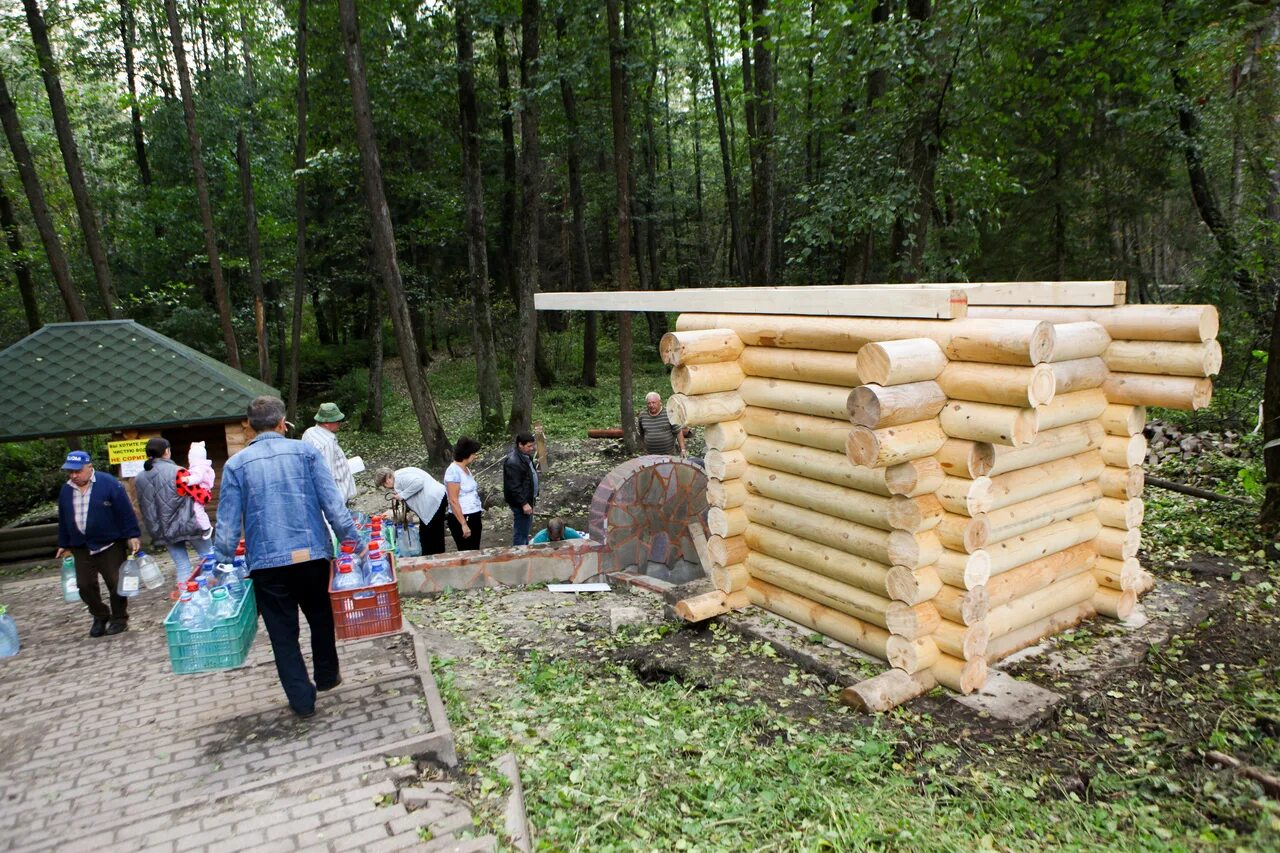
[{"xmin": 950, "ymin": 670, "xmax": 1064, "ymax": 725}]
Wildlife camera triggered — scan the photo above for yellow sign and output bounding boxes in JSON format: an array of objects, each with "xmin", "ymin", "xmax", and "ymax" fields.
[{"xmin": 107, "ymin": 439, "xmax": 149, "ymax": 464}]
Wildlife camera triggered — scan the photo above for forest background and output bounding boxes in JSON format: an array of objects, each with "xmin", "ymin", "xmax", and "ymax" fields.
[{"xmin": 0, "ymin": 0, "xmax": 1277, "ymax": 525}]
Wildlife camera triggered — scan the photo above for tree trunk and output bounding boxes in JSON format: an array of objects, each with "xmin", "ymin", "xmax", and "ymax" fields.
[
  {"xmin": 494, "ymin": 24, "xmax": 518, "ymax": 304},
  {"xmin": 737, "ymin": 0, "xmax": 756, "ymax": 147},
  {"xmin": 236, "ymin": 128, "xmax": 269, "ymax": 383},
  {"xmin": 1261, "ymin": 285, "xmax": 1280, "ymax": 543},
  {"xmin": 702, "ymin": 0, "xmax": 750, "ymax": 287},
  {"xmin": 508, "ymin": 0, "xmax": 542, "ymax": 434},
  {"xmin": 363, "ymin": 285, "xmax": 384, "ymax": 433},
  {"xmin": 165, "ymin": 0, "xmax": 240, "ymax": 368},
  {"xmin": 23, "ymin": 0, "xmax": 118, "ymax": 319},
  {"xmin": 0, "ymin": 178, "xmax": 41, "ymax": 332},
  {"xmin": 843, "ymin": 0, "xmax": 890, "ymax": 284},
  {"xmin": 456, "ymin": 0, "xmax": 504, "ymax": 434},
  {"xmin": 287, "ymin": 0, "xmax": 308, "ymax": 423},
  {"xmin": 119, "ymin": 0, "xmax": 151, "ymax": 187},
  {"xmin": 659, "ymin": 33, "xmax": 683, "ymax": 286},
  {"xmin": 691, "ymin": 62, "xmax": 708, "ymax": 282},
  {"xmin": 607, "ymin": 0, "xmax": 637, "ymax": 451},
  {"xmin": 555, "ymin": 15, "xmax": 598, "ymax": 387},
  {"xmin": 337, "ymin": 0, "xmax": 450, "ymax": 467},
  {"xmin": 748, "ymin": 0, "xmax": 775, "ymax": 285},
  {"xmin": 0, "ymin": 67, "xmax": 86, "ymax": 322}
]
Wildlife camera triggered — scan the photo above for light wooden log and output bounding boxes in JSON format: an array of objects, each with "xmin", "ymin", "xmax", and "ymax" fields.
[
  {"xmin": 676, "ymin": 313, "xmax": 1055, "ymax": 364},
  {"xmin": 667, "ymin": 391, "xmax": 745, "ymax": 426},
  {"xmin": 743, "ymin": 436, "xmax": 921, "ymax": 497},
  {"xmin": 549, "ymin": 287, "xmax": 965, "ymax": 317},
  {"xmin": 707, "ymin": 506, "xmax": 748, "ymax": 538},
  {"xmin": 747, "ymin": 578, "xmax": 890, "ymax": 660},
  {"xmin": 846, "ymin": 420, "xmax": 949, "ymax": 468},
  {"xmin": 1101, "ymin": 434, "xmax": 1146, "ymax": 468},
  {"xmin": 967, "ymin": 304, "xmax": 1218, "ymax": 343},
  {"xmin": 1102, "ymin": 373, "xmax": 1213, "ymax": 411},
  {"xmin": 885, "ymin": 600, "xmax": 942, "ymax": 639},
  {"xmin": 847, "ymin": 381, "xmax": 948, "ymax": 429},
  {"xmin": 1047, "ymin": 321, "xmax": 1111, "ymax": 362},
  {"xmin": 985, "ymin": 482, "xmax": 1103, "ymax": 545},
  {"xmin": 1098, "ymin": 497, "xmax": 1144, "ymax": 529},
  {"xmin": 1100, "ymin": 465, "xmax": 1144, "ymax": 499},
  {"xmin": 937, "ymin": 512, "xmax": 991, "ymax": 553},
  {"xmin": 740, "ymin": 376, "xmax": 851, "ymax": 421},
  {"xmin": 986, "ymin": 543, "xmax": 1098, "ymax": 608},
  {"xmin": 1035, "ymin": 389, "xmax": 1109, "ymax": 431},
  {"xmin": 707, "ymin": 478, "xmax": 747, "ymax": 509},
  {"xmin": 936, "ymin": 439, "xmax": 996, "ymax": 478},
  {"xmin": 986, "ymin": 573, "xmax": 1099, "ymax": 639},
  {"xmin": 705, "ymin": 420, "xmax": 748, "ymax": 451},
  {"xmin": 1049, "ymin": 357, "xmax": 1108, "ymax": 394},
  {"xmin": 1093, "ymin": 586, "xmax": 1136, "ymax": 620},
  {"xmin": 744, "ymin": 466, "xmax": 896, "ymax": 531},
  {"xmin": 856, "ymin": 338, "xmax": 948, "ymax": 385},
  {"xmin": 1095, "ymin": 556, "xmax": 1142, "ymax": 592},
  {"xmin": 1133, "ymin": 570, "xmax": 1155, "ymax": 596},
  {"xmin": 884, "ymin": 458, "xmax": 946, "ymax": 498},
  {"xmin": 674, "ymin": 589, "xmax": 748, "ymax": 621},
  {"xmin": 986, "ymin": 601, "xmax": 1096, "ymax": 663},
  {"xmin": 708, "ymin": 534, "xmax": 749, "ymax": 568},
  {"xmin": 660, "ymin": 328, "xmax": 745, "ymax": 366},
  {"xmin": 934, "ymin": 584, "xmax": 991, "ymax": 626},
  {"xmin": 670, "ymin": 361, "xmax": 745, "ymax": 395},
  {"xmin": 987, "ymin": 513, "xmax": 1102, "ymax": 575},
  {"xmin": 744, "ymin": 524, "xmax": 895, "ymax": 599},
  {"xmin": 937, "ymin": 362, "xmax": 1056, "ymax": 408},
  {"xmin": 705, "ymin": 449, "xmax": 747, "ymax": 480},
  {"xmin": 711, "ymin": 563, "xmax": 749, "ymax": 593},
  {"xmin": 741, "ymin": 406, "xmax": 850, "ymax": 453},
  {"xmin": 932, "ymin": 654, "xmax": 988, "ymax": 694},
  {"xmin": 1104, "ymin": 340, "xmax": 1222, "ymax": 378},
  {"xmin": 739, "ymin": 346, "xmax": 861, "ymax": 386},
  {"xmin": 937, "ymin": 475, "xmax": 994, "ymax": 515},
  {"xmin": 936, "ymin": 548, "xmax": 992, "ymax": 590},
  {"xmin": 987, "ymin": 450, "xmax": 1104, "ymax": 511},
  {"xmin": 933, "ymin": 619, "xmax": 990, "ymax": 661},
  {"xmin": 987, "ymin": 421, "xmax": 1105, "ymax": 477},
  {"xmin": 1100, "ymin": 403, "xmax": 1146, "ymax": 436},
  {"xmin": 841, "ymin": 669, "xmax": 938, "ymax": 713},
  {"xmin": 940, "ymin": 400, "xmax": 1038, "ymax": 447},
  {"xmin": 743, "ymin": 496, "xmax": 897, "ymax": 566},
  {"xmin": 884, "ymin": 565, "xmax": 944, "ymax": 606},
  {"xmin": 1096, "ymin": 526, "xmax": 1140, "ymax": 560},
  {"xmin": 887, "ymin": 495, "xmax": 945, "ymax": 534},
  {"xmin": 886, "ymin": 635, "xmax": 941, "ymax": 674},
  {"xmin": 888, "ymin": 530, "xmax": 944, "ymax": 570}
]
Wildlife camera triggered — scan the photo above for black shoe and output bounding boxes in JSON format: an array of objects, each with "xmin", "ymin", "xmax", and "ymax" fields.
[
  {"xmin": 104, "ymin": 621, "xmax": 127, "ymax": 636},
  {"xmin": 293, "ymin": 706, "xmax": 317, "ymax": 718},
  {"xmin": 89, "ymin": 618, "xmax": 107, "ymax": 638},
  {"xmin": 317, "ymin": 675, "xmax": 343, "ymax": 692}
]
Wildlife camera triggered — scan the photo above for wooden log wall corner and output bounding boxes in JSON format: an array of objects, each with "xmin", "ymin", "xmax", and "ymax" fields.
[{"xmin": 657, "ymin": 290, "xmax": 1218, "ymax": 712}]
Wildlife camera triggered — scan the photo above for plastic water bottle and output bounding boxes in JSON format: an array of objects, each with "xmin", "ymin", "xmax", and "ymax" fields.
[
  {"xmin": 333, "ymin": 555, "xmax": 362, "ymax": 591},
  {"xmin": 176, "ymin": 591, "xmax": 208, "ymax": 632},
  {"xmin": 138, "ymin": 551, "xmax": 164, "ymax": 590},
  {"xmin": 117, "ymin": 554, "xmax": 143, "ymax": 598},
  {"xmin": 365, "ymin": 543, "xmax": 393, "ymax": 587},
  {"xmin": 0, "ymin": 609, "xmax": 18, "ymax": 658},
  {"xmin": 61, "ymin": 556, "xmax": 79, "ymax": 602},
  {"xmin": 191, "ymin": 579, "xmax": 213, "ymax": 612},
  {"xmin": 215, "ymin": 563, "xmax": 245, "ymax": 601},
  {"xmin": 233, "ymin": 543, "xmax": 248, "ymax": 578},
  {"xmin": 208, "ymin": 587, "xmax": 236, "ymax": 621}
]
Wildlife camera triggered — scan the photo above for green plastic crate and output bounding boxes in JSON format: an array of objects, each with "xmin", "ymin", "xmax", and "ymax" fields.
[{"xmin": 163, "ymin": 579, "xmax": 258, "ymax": 674}]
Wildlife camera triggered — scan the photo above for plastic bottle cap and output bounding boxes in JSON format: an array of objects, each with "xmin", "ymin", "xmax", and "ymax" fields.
[
  {"xmin": 338, "ymin": 564, "xmax": 352, "ymax": 573},
  {"xmin": 211, "ymin": 588, "xmax": 228, "ymax": 599},
  {"xmin": 186, "ymin": 582, "xmax": 198, "ymax": 592}
]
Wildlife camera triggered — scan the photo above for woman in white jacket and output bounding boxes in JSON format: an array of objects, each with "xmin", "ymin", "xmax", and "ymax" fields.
[{"xmin": 374, "ymin": 467, "xmax": 448, "ymax": 556}]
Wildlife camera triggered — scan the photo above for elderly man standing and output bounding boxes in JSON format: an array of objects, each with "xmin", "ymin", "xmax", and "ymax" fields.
[
  {"xmin": 637, "ymin": 391, "xmax": 686, "ymax": 457},
  {"xmin": 55, "ymin": 450, "xmax": 141, "ymax": 637},
  {"xmin": 301, "ymin": 402, "xmax": 357, "ymax": 507},
  {"xmin": 217, "ymin": 396, "xmax": 360, "ymax": 718}
]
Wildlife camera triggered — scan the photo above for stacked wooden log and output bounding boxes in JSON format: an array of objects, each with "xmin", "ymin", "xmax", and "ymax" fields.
[{"xmin": 660, "ymin": 299, "xmax": 1218, "ymax": 712}]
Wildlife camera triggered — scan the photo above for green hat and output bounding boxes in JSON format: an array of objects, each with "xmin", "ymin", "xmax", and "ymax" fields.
[{"xmin": 314, "ymin": 402, "xmax": 346, "ymax": 423}]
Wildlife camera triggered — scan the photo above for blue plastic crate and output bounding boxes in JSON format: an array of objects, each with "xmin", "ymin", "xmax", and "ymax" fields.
[{"xmin": 163, "ymin": 579, "xmax": 258, "ymax": 674}]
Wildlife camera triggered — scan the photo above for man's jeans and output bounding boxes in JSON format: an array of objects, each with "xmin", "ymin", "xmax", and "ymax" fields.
[
  {"xmin": 166, "ymin": 537, "xmax": 214, "ymax": 583},
  {"xmin": 512, "ymin": 510, "xmax": 533, "ymax": 546},
  {"xmin": 251, "ymin": 559, "xmax": 339, "ymax": 714}
]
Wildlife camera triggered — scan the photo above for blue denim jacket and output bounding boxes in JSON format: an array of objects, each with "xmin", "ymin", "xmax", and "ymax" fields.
[{"xmin": 214, "ymin": 431, "xmax": 358, "ymax": 571}]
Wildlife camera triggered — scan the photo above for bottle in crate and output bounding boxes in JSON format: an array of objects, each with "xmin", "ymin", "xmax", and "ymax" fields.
[
  {"xmin": 61, "ymin": 556, "xmax": 79, "ymax": 602},
  {"xmin": 233, "ymin": 542, "xmax": 248, "ymax": 578},
  {"xmin": 333, "ymin": 553, "xmax": 362, "ymax": 591},
  {"xmin": 215, "ymin": 562, "xmax": 246, "ymax": 601},
  {"xmin": 209, "ymin": 587, "xmax": 236, "ymax": 621},
  {"xmin": 365, "ymin": 543, "xmax": 393, "ymax": 587},
  {"xmin": 176, "ymin": 590, "xmax": 208, "ymax": 632}
]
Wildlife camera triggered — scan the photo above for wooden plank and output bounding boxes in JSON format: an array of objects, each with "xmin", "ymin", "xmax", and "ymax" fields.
[
  {"xmin": 687, "ymin": 520, "xmax": 713, "ymax": 573},
  {"xmin": 869, "ymin": 281, "xmax": 1121, "ymax": 306},
  {"xmin": 535, "ymin": 286, "xmax": 968, "ymax": 319}
]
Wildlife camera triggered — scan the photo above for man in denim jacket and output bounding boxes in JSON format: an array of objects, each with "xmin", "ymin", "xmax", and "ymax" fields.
[{"xmin": 215, "ymin": 395, "xmax": 360, "ymax": 717}]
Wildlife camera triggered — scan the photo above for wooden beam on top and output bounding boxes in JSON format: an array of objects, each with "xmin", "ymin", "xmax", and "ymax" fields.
[
  {"xmin": 535, "ymin": 286, "xmax": 969, "ymax": 319},
  {"xmin": 788, "ymin": 281, "xmax": 1122, "ymax": 306}
]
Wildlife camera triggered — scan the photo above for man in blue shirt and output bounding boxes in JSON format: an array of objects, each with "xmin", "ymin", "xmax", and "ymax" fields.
[
  {"xmin": 215, "ymin": 396, "xmax": 360, "ymax": 718},
  {"xmin": 55, "ymin": 451, "xmax": 141, "ymax": 637}
]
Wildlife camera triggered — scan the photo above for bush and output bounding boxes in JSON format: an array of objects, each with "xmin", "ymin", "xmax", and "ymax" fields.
[{"xmin": 0, "ymin": 440, "xmax": 91, "ymax": 524}]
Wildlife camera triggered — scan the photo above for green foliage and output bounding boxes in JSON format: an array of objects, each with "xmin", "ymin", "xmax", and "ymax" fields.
[{"xmin": 0, "ymin": 439, "xmax": 93, "ymax": 523}]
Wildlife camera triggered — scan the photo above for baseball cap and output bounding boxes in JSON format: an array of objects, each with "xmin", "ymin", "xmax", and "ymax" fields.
[{"xmin": 62, "ymin": 450, "xmax": 92, "ymax": 471}]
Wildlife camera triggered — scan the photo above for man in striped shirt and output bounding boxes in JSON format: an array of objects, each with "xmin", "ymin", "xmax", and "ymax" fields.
[
  {"xmin": 637, "ymin": 392, "xmax": 686, "ymax": 457},
  {"xmin": 302, "ymin": 402, "xmax": 357, "ymax": 507}
]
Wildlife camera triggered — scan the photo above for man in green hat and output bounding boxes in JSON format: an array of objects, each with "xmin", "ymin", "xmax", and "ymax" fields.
[{"xmin": 302, "ymin": 402, "xmax": 357, "ymax": 506}]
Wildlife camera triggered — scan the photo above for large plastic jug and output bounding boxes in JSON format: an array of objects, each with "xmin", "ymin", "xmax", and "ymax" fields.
[
  {"xmin": 209, "ymin": 587, "xmax": 236, "ymax": 621},
  {"xmin": 138, "ymin": 551, "xmax": 164, "ymax": 590},
  {"xmin": 61, "ymin": 556, "xmax": 79, "ymax": 602},
  {"xmin": 0, "ymin": 609, "xmax": 18, "ymax": 658},
  {"xmin": 176, "ymin": 591, "xmax": 208, "ymax": 632},
  {"xmin": 116, "ymin": 554, "xmax": 142, "ymax": 598},
  {"xmin": 333, "ymin": 555, "xmax": 362, "ymax": 591}
]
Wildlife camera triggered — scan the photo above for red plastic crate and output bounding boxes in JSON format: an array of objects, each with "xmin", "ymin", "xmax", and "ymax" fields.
[{"xmin": 328, "ymin": 558, "xmax": 402, "ymax": 641}]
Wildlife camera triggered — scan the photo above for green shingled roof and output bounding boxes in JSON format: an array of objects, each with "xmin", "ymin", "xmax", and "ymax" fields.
[{"xmin": 0, "ymin": 321, "xmax": 279, "ymax": 442}]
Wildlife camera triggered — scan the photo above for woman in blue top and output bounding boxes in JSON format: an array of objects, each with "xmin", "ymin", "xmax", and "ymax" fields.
[{"xmin": 444, "ymin": 436, "xmax": 483, "ymax": 551}]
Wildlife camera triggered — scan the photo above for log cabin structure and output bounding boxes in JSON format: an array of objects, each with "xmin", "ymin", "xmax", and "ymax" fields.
[{"xmin": 536, "ymin": 282, "xmax": 1219, "ymax": 711}]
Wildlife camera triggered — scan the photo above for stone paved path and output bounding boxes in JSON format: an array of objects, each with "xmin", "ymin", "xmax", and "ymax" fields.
[{"xmin": 0, "ymin": 564, "xmax": 494, "ymax": 852}]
